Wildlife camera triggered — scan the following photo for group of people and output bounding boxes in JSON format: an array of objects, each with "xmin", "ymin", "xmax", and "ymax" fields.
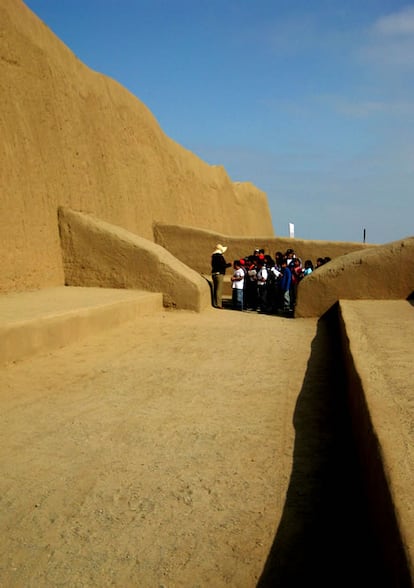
[{"xmin": 211, "ymin": 243, "xmax": 331, "ymax": 314}]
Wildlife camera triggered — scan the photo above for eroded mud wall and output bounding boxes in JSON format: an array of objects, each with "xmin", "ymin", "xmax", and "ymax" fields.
[
  {"xmin": 295, "ymin": 237, "xmax": 414, "ymax": 317},
  {"xmin": 153, "ymin": 223, "xmax": 375, "ymax": 275},
  {"xmin": 0, "ymin": 0, "xmax": 273, "ymax": 293}
]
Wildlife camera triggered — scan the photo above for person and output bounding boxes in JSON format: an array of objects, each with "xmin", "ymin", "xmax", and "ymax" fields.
[
  {"xmin": 303, "ymin": 259, "xmax": 314, "ymax": 276},
  {"xmin": 244, "ymin": 256, "xmax": 258, "ymax": 310},
  {"xmin": 211, "ymin": 243, "xmax": 231, "ymax": 308},
  {"xmin": 231, "ymin": 259, "xmax": 245, "ymax": 311},
  {"xmin": 278, "ymin": 258, "xmax": 292, "ymax": 312},
  {"xmin": 267, "ymin": 262, "xmax": 282, "ymax": 314},
  {"xmin": 289, "ymin": 257, "xmax": 303, "ymax": 309},
  {"xmin": 285, "ymin": 248, "xmax": 295, "ymax": 266},
  {"xmin": 256, "ymin": 258, "xmax": 268, "ymax": 312},
  {"xmin": 275, "ymin": 251, "xmax": 284, "ymax": 268}
]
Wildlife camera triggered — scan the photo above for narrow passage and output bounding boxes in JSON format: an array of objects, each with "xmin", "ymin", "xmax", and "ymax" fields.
[{"xmin": 258, "ymin": 310, "xmax": 391, "ymax": 587}]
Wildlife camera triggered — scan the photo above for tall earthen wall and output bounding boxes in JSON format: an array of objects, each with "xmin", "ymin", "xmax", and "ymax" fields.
[{"xmin": 0, "ymin": 0, "xmax": 273, "ymax": 293}]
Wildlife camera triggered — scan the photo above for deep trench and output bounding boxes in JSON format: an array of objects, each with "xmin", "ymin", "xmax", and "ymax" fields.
[{"xmin": 256, "ymin": 307, "xmax": 406, "ymax": 588}]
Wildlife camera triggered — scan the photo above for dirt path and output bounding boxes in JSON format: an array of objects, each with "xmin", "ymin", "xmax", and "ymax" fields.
[{"xmin": 0, "ymin": 307, "xmax": 386, "ymax": 587}]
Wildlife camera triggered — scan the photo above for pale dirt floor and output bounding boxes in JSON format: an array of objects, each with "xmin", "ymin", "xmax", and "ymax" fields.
[{"xmin": 0, "ymin": 307, "xmax": 386, "ymax": 587}]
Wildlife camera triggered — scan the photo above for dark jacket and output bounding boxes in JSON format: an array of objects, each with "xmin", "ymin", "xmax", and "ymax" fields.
[{"xmin": 211, "ymin": 253, "xmax": 231, "ymax": 274}]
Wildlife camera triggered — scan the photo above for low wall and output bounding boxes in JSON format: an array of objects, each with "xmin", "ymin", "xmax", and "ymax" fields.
[
  {"xmin": 0, "ymin": 287, "xmax": 163, "ymax": 365},
  {"xmin": 153, "ymin": 223, "xmax": 373, "ymax": 276},
  {"xmin": 295, "ymin": 237, "xmax": 414, "ymax": 317},
  {"xmin": 337, "ymin": 300, "xmax": 414, "ymax": 586},
  {"xmin": 58, "ymin": 208, "xmax": 211, "ymax": 312}
]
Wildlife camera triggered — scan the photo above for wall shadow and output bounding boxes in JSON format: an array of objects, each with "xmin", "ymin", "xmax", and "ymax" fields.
[
  {"xmin": 257, "ymin": 307, "xmax": 392, "ymax": 588},
  {"xmin": 201, "ymin": 274, "xmax": 214, "ymax": 307}
]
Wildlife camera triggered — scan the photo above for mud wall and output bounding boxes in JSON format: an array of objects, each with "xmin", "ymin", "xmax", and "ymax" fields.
[
  {"xmin": 58, "ymin": 208, "xmax": 211, "ymax": 312},
  {"xmin": 0, "ymin": 0, "xmax": 273, "ymax": 294},
  {"xmin": 295, "ymin": 237, "xmax": 414, "ymax": 317},
  {"xmin": 153, "ymin": 223, "xmax": 374, "ymax": 275},
  {"xmin": 337, "ymin": 300, "xmax": 413, "ymax": 585}
]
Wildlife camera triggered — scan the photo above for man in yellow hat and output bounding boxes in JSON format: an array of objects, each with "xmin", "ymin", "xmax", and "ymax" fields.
[{"xmin": 211, "ymin": 244, "xmax": 231, "ymax": 308}]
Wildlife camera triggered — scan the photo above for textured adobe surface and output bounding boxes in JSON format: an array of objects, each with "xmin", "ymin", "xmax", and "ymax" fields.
[
  {"xmin": 295, "ymin": 237, "xmax": 414, "ymax": 317},
  {"xmin": 0, "ymin": 0, "xmax": 272, "ymax": 293},
  {"xmin": 58, "ymin": 207, "xmax": 211, "ymax": 312}
]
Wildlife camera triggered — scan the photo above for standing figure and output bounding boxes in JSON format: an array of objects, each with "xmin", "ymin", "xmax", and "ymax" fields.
[
  {"xmin": 245, "ymin": 256, "xmax": 258, "ymax": 310},
  {"xmin": 290, "ymin": 257, "xmax": 303, "ymax": 310},
  {"xmin": 256, "ymin": 258, "xmax": 268, "ymax": 313},
  {"xmin": 279, "ymin": 258, "xmax": 292, "ymax": 312},
  {"xmin": 211, "ymin": 244, "xmax": 231, "ymax": 309},
  {"xmin": 303, "ymin": 259, "xmax": 314, "ymax": 276},
  {"xmin": 267, "ymin": 262, "xmax": 282, "ymax": 314},
  {"xmin": 231, "ymin": 259, "xmax": 245, "ymax": 311}
]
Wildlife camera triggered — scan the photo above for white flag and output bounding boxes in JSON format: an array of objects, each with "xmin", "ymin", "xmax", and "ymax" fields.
[{"xmin": 289, "ymin": 222, "xmax": 295, "ymax": 238}]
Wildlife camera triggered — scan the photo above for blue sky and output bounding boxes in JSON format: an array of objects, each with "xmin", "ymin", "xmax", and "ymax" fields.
[{"xmin": 25, "ymin": 0, "xmax": 414, "ymax": 244}]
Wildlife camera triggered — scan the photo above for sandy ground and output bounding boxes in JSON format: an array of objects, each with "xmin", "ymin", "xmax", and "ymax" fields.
[{"xmin": 0, "ymin": 307, "xmax": 389, "ymax": 587}]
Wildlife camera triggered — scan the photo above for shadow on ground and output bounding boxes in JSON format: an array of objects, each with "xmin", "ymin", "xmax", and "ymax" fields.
[{"xmin": 257, "ymin": 308, "xmax": 393, "ymax": 588}]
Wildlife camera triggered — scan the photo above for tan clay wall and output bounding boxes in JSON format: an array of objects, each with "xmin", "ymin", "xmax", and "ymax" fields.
[
  {"xmin": 337, "ymin": 300, "xmax": 414, "ymax": 584},
  {"xmin": 153, "ymin": 223, "xmax": 374, "ymax": 275},
  {"xmin": 295, "ymin": 237, "xmax": 414, "ymax": 317},
  {"xmin": 58, "ymin": 208, "xmax": 211, "ymax": 312},
  {"xmin": 0, "ymin": 0, "xmax": 273, "ymax": 294}
]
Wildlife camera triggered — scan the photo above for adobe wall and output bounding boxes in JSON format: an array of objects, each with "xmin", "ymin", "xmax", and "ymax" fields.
[
  {"xmin": 295, "ymin": 237, "xmax": 414, "ymax": 318},
  {"xmin": 0, "ymin": 0, "xmax": 273, "ymax": 294},
  {"xmin": 337, "ymin": 300, "xmax": 414, "ymax": 585},
  {"xmin": 58, "ymin": 208, "xmax": 211, "ymax": 312},
  {"xmin": 153, "ymin": 223, "xmax": 373, "ymax": 275}
]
